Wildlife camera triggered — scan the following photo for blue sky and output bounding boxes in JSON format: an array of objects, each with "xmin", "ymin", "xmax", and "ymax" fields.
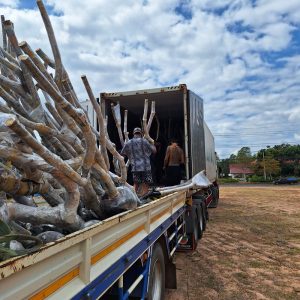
[
  {"xmin": 16, "ymin": 0, "xmax": 36, "ymax": 9},
  {"xmin": 0, "ymin": 0, "xmax": 300, "ymax": 158}
]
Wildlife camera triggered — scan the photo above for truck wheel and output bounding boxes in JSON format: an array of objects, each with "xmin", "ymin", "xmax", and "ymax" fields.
[
  {"xmin": 198, "ymin": 209, "xmax": 204, "ymax": 240},
  {"xmin": 209, "ymin": 186, "xmax": 219, "ymax": 208},
  {"xmin": 191, "ymin": 214, "xmax": 199, "ymax": 249},
  {"xmin": 147, "ymin": 243, "xmax": 165, "ymax": 300},
  {"xmin": 192, "ymin": 196, "xmax": 205, "ymax": 235},
  {"xmin": 201, "ymin": 204, "xmax": 207, "ymax": 232}
]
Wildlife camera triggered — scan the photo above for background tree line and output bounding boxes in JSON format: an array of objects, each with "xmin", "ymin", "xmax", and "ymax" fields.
[{"xmin": 218, "ymin": 144, "xmax": 300, "ymax": 179}]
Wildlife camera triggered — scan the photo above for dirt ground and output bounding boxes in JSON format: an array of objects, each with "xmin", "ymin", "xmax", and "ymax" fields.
[{"xmin": 165, "ymin": 185, "xmax": 300, "ymax": 300}]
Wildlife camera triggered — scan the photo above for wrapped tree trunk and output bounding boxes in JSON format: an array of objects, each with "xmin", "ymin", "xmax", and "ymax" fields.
[
  {"xmin": 146, "ymin": 101, "xmax": 155, "ymax": 132},
  {"xmin": 143, "ymin": 99, "xmax": 155, "ymax": 144},
  {"xmin": 111, "ymin": 102, "xmax": 125, "ymax": 147},
  {"xmin": 81, "ymin": 75, "xmax": 109, "ymax": 171}
]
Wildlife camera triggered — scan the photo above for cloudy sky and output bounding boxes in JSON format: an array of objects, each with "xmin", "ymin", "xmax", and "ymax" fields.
[{"xmin": 1, "ymin": 0, "xmax": 300, "ymax": 158}]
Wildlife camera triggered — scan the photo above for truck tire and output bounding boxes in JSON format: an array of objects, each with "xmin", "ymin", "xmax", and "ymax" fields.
[
  {"xmin": 200, "ymin": 203, "xmax": 206, "ymax": 232},
  {"xmin": 197, "ymin": 208, "xmax": 204, "ymax": 240},
  {"xmin": 191, "ymin": 213, "xmax": 200, "ymax": 250},
  {"xmin": 147, "ymin": 243, "xmax": 165, "ymax": 300},
  {"xmin": 202, "ymin": 203, "xmax": 208, "ymax": 229},
  {"xmin": 191, "ymin": 197, "xmax": 205, "ymax": 240},
  {"xmin": 209, "ymin": 186, "xmax": 219, "ymax": 208}
]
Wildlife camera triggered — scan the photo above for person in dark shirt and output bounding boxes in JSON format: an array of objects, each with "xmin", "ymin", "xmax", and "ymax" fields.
[
  {"xmin": 121, "ymin": 127, "xmax": 156, "ymax": 196},
  {"xmin": 163, "ymin": 139, "xmax": 185, "ymax": 186}
]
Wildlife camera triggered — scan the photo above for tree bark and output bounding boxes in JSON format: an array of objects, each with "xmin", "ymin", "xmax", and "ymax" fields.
[
  {"xmin": 19, "ymin": 55, "xmax": 97, "ymax": 178},
  {"xmin": 146, "ymin": 101, "xmax": 155, "ymax": 132},
  {"xmin": 123, "ymin": 109, "xmax": 129, "ymax": 142},
  {"xmin": 111, "ymin": 102, "xmax": 125, "ymax": 147},
  {"xmin": 19, "ymin": 41, "xmax": 55, "ymax": 85},
  {"xmin": 0, "ymin": 174, "xmax": 50, "ymax": 195},
  {"xmin": 1, "ymin": 15, "xmax": 7, "ymax": 51},
  {"xmin": 36, "ymin": 48, "xmax": 55, "ymax": 69},
  {"xmin": 0, "ymin": 55, "xmax": 22, "ymax": 76},
  {"xmin": 5, "ymin": 117, "xmax": 87, "ymax": 186},
  {"xmin": 143, "ymin": 99, "xmax": 154, "ymax": 144},
  {"xmin": 36, "ymin": 0, "xmax": 65, "ymax": 90},
  {"xmin": 81, "ymin": 75, "xmax": 109, "ymax": 170}
]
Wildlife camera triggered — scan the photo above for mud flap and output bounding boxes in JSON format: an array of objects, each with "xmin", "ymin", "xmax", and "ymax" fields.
[
  {"xmin": 177, "ymin": 206, "xmax": 198, "ymax": 251},
  {"xmin": 165, "ymin": 261, "xmax": 177, "ymax": 289}
]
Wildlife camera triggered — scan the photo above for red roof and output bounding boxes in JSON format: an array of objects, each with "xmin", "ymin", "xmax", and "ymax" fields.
[{"xmin": 229, "ymin": 164, "xmax": 254, "ymax": 175}]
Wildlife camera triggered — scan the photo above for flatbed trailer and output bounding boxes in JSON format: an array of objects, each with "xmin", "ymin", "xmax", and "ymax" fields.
[
  {"xmin": 0, "ymin": 185, "xmax": 216, "ymax": 300},
  {"xmin": 0, "ymin": 188, "xmax": 214, "ymax": 300}
]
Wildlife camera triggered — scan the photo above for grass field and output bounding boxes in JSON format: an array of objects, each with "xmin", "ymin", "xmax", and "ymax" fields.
[{"xmin": 165, "ymin": 185, "xmax": 300, "ymax": 300}]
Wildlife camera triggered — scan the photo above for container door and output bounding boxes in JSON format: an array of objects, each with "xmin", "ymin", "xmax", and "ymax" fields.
[{"xmin": 188, "ymin": 91, "xmax": 206, "ymax": 177}]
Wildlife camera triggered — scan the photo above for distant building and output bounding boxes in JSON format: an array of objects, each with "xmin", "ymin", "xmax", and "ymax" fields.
[
  {"xmin": 80, "ymin": 99, "xmax": 98, "ymax": 130},
  {"xmin": 229, "ymin": 164, "xmax": 254, "ymax": 179}
]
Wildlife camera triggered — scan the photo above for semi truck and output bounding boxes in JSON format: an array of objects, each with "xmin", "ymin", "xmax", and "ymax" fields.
[{"xmin": 0, "ymin": 84, "xmax": 219, "ymax": 300}]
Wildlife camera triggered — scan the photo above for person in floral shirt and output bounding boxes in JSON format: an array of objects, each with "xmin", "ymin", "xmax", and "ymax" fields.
[{"xmin": 121, "ymin": 127, "xmax": 156, "ymax": 196}]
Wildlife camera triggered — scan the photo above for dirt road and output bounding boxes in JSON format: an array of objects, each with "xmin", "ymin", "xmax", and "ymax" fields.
[{"xmin": 165, "ymin": 185, "xmax": 300, "ymax": 300}]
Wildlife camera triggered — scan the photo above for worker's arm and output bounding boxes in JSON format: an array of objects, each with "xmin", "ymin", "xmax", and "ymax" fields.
[
  {"xmin": 150, "ymin": 144, "xmax": 157, "ymax": 154},
  {"xmin": 144, "ymin": 139, "xmax": 156, "ymax": 154}
]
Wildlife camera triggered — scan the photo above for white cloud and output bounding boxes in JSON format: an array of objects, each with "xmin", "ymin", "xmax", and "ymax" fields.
[
  {"xmin": 0, "ymin": 0, "xmax": 18, "ymax": 8},
  {"xmin": 0, "ymin": 0, "xmax": 299, "ymax": 158}
]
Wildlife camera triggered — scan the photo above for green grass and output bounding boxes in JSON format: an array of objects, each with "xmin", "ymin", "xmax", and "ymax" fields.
[
  {"xmin": 287, "ymin": 247, "xmax": 300, "ymax": 255},
  {"xmin": 233, "ymin": 272, "xmax": 250, "ymax": 285},
  {"xmin": 248, "ymin": 260, "xmax": 266, "ymax": 268},
  {"xmin": 218, "ymin": 178, "xmax": 240, "ymax": 184}
]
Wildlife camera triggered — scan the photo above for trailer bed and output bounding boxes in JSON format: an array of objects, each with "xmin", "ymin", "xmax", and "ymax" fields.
[{"xmin": 0, "ymin": 191, "xmax": 186, "ymax": 300}]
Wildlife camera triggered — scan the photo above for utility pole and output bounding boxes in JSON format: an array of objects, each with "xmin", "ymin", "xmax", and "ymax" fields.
[{"xmin": 262, "ymin": 150, "xmax": 267, "ymax": 180}]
